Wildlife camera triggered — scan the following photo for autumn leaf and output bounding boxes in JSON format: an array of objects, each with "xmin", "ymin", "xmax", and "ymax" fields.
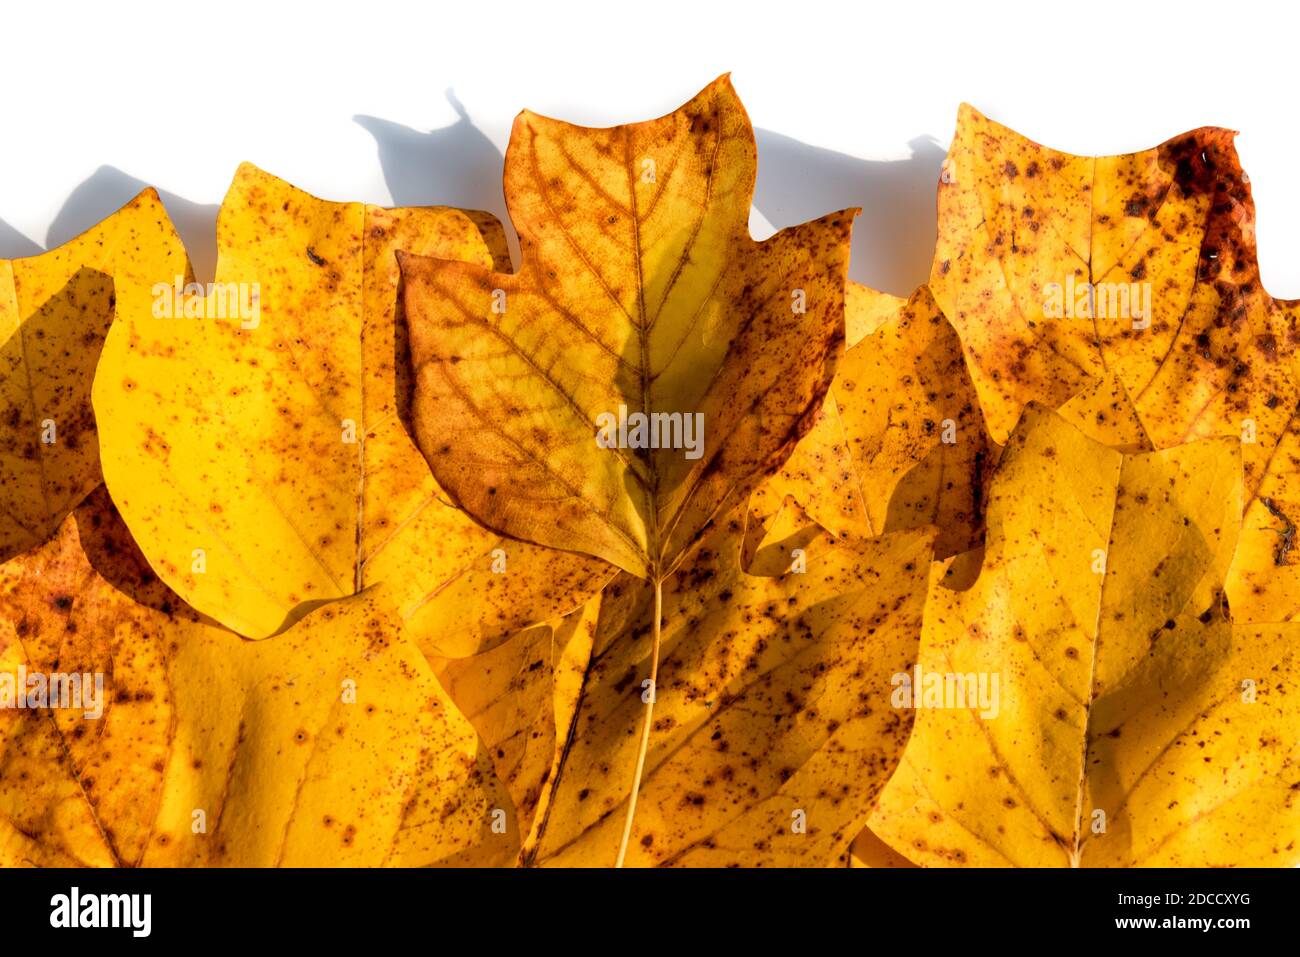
[
  {"xmin": 868, "ymin": 404, "xmax": 1300, "ymax": 866},
  {"xmin": 93, "ymin": 164, "xmax": 609, "ymax": 642},
  {"xmin": 0, "ymin": 489, "xmax": 512, "ymax": 867},
  {"xmin": 752, "ymin": 284, "xmax": 989, "ymax": 558},
  {"xmin": 430, "ymin": 597, "xmax": 600, "ymax": 848},
  {"xmin": 929, "ymin": 105, "xmax": 1300, "ymax": 622},
  {"xmin": 0, "ymin": 189, "xmax": 187, "ymax": 564},
  {"xmin": 519, "ymin": 511, "xmax": 931, "ymax": 866},
  {"xmin": 400, "ymin": 75, "xmax": 854, "ymax": 582},
  {"xmin": 400, "ymin": 76, "xmax": 854, "ymax": 864}
]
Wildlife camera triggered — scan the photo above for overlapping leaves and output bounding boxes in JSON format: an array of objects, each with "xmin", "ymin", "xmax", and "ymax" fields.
[{"xmin": 0, "ymin": 80, "xmax": 1297, "ymax": 870}]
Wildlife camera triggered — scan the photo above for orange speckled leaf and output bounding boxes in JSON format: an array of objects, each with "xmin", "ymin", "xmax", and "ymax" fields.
[
  {"xmin": 401, "ymin": 76, "xmax": 855, "ymax": 581},
  {"xmin": 753, "ymin": 285, "xmax": 989, "ymax": 558},
  {"xmin": 870, "ymin": 405, "xmax": 1300, "ymax": 866},
  {"xmin": 523, "ymin": 512, "xmax": 932, "ymax": 866},
  {"xmin": 844, "ymin": 280, "xmax": 903, "ymax": 346},
  {"xmin": 1056, "ymin": 372, "xmax": 1154, "ymax": 453},
  {"xmin": 0, "ymin": 490, "xmax": 512, "ymax": 867},
  {"xmin": 0, "ymin": 190, "xmax": 187, "ymax": 563},
  {"xmin": 848, "ymin": 826, "xmax": 917, "ymax": 868},
  {"xmin": 430, "ymin": 597, "xmax": 600, "ymax": 850},
  {"xmin": 930, "ymin": 105, "xmax": 1300, "ymax": 622},
  {"xmin": 93, "ymin": 164, "xmax": 608, "ymax": 641}
]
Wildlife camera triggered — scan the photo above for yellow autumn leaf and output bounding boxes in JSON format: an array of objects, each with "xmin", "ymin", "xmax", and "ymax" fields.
[
  {"xmin": 0, "ymin": 189, "xmax": 187, "ymax": 563},
  {"xmin": 400, "ymin": 75, "xmax": 854, "ymax": 583},
  {"xmin": 753, "ymin": 284, "xmax": 990, "ymax": 557},
  {"xmin": 522, "ymin": 512, "xmax": 932, "ymax": 867},
  {"xmin": 930, "ymin": 105, "xmax": 1300, "ymax": 622},
  {"xmin": 0, "ymin": 489, "xmax": 511, "ymax": 868},
  {"xmin": 869, "ymin": 404, "xmax": 1300, "ymax": 866},
  {"xmin": 93, "ymin": 164, "xmax": 609, "ymax": 642},
  {"xmin": 430, "ymin": 597, "xmax": 600, "ymax": 850}
]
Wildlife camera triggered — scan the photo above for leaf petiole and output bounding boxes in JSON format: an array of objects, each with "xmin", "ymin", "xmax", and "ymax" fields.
[{"xmin": 615, "ymin": 574, "xmax": 663, "ymax": 867}]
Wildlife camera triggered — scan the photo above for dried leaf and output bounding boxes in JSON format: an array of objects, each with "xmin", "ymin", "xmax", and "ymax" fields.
[
  {"xmin": 869, "ymin": 405, "xmax": 1300, "ymax": 866},
  {"xmin": 0, "ymin": 491, "xmax": 510, "ymax": 867},
  {"xmin": 523, "ymin": 514, "xmax": 932, "ymax": 866},
  {"xmin": 430, "ymin": 597, "xmax": 599, "ymax": 848},
  {"xmin": 848, "ymin": 826, "xmax": 917, "ymax": 868},
  {"xmin": 753, "ymin": 285, "xmax": 989, "ymax": 557},
  {"xmin": 93, "ymin": 164, "xmax": 607, "ymax": 641},
  {"xmin": 401, "ymin": 76, "xmax": 854, "ymax": 581},
  {"xmin": 1056, "ymin": 372, "xmax": 1154, "ymax": 453},
  {"xmin": 0, "ymin": 190, "xmax": 186, "ymax": 562},
  {"xmin": 930, "ymin": 105, "xmax": 1300, "ymax": 621}
]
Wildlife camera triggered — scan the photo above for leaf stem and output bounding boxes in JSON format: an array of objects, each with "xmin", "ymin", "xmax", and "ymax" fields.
[{"xmin": 615, "ymin": 574, "xmax": 663, "ymax": 867}]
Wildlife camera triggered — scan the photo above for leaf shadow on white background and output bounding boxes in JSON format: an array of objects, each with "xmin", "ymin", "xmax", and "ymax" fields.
[
  {"xmin": 0, "ymin": 168, "xmax": 216, "ymax": 282},
  {"xmin": 752, "ymin": 129, "xmax": 944, "ymax": 296},
  {"xmin": 0, "ymin": 217, "xmax": 41, "ymax": 258},
  {"xmin": 46, "ymin": 166, "xmax": 218, "ymax": 284},
  {"xmin": 357, "ymin": 92, "xmax": 948, "ymax": 301},
  {"xmin": 356, "ymin": 90, "xmax": 513, "ymax": 265}
]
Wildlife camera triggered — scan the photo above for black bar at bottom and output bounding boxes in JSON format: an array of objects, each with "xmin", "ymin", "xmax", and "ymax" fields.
[{"xmin": 0, "ymin": 866, "xmax": 1289, "ymax": 943}]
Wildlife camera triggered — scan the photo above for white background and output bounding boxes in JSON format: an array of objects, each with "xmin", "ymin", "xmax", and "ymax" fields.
[{"xmin": 1, "ymin": 0, "xmax": 1297, "ymax": 298}]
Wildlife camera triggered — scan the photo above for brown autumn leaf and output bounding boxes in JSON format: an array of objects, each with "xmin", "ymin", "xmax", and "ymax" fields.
[
  {"xmin": 0, "ymin": 189, "xmax": 188, "ymax": 563},
  {"xmin": 399, "ymin": 76, "xmax": 855, "ymax": 865},
  {"xmin": 400, "ymin": 75, "xmax": 854, "ymax": 584},
  {"xmin": 869, "ymin": 404, "xmax": 1300, "ymax": 866},
  {"xmin": 0, "ymin": 488, "xmax": 512, "ymax": 867},
  {"xmin": 93, "ymin": 164, "xmax": 609, "ymax": 644},
  {"xmin": 929, "ymin": 105, "xmax": 1300, "ymax": 622}
]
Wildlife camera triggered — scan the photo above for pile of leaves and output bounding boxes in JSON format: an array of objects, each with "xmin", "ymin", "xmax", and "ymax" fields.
[{"xmin": 1, "ymin": 76, "xmax": 1297, "ymax": 868}]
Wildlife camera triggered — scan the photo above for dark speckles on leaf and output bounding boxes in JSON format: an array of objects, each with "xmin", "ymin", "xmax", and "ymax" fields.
[
  {"xmin": 612, "ymin": 668, "xmax": 637, "ymax": 694},
  {"xmin": 1124, "ymin": 196, "xmax": 1151, "ymax": 218},
  {"xmin": 1261, "ymin": 497, "xmax": 1296, "ymax": 566}
]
